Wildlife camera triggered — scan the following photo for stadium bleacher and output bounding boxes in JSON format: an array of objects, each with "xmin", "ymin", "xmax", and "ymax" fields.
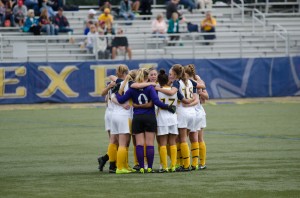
[{"xmin": 0, "ymin": 1, "xmax": 299, "ymax": 62}]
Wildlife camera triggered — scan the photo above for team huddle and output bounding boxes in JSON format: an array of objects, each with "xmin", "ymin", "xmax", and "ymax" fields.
[{"xmin": 97, "ymin": 64, "xmax": 208, "ymax": 174}]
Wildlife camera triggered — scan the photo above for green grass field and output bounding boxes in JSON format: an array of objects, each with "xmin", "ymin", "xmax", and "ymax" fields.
[{"xmin": 1, "ymin": 101, "xmax": 300, "ymax": 198}]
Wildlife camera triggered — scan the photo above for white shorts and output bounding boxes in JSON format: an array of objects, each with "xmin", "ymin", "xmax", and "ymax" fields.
[
  {"xmin": 177, "ymin": 110, "xmax": 196, "ymax": 131},
  {"xmin": 157, "ymin": 124, "xmax": 178, "ymax": 136},
  {"xmin": 195, "ymin": 113, "xmax": 207, "ymax": 130},
  {"xmin": 104, "ymin": 108, "xmax": 112, "ymax": 131},
  {"xmin": 110, "ymin": 114, "xmax": 131, "ymax": 135}
]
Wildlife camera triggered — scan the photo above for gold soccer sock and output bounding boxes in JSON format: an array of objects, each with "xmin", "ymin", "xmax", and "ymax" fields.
[
  {"xmin": 170, "ymin": 145, "xmax": 177, "ymax": 168},
  {"xmin": 124, "ymin": 147, "xmax": 129, "ymax": 169},
  {"xmin": 199, "ymin": 141, "xmax": 207, "ymax": 166},
  {"xmin": 167, "ymin": 144, "xmax": 171, "ymax": 159},
  {"xmin": 159, "ymin": 146, "xmax": 167, "ymax": 169},
  {"xmin": 108, "ymin": 143, "xmax": 118, "ymax": 163},
  {"xmin": 176, "ymin": 142, "xmax": 182, "ymax": 166},
  {"xmin": 116, "ymin": 146, "xmax": 127, "ymax": 170},
  {"xmin": 191, "ymin": 142, "xmax": 199, "ymax": 167},
  {"xmin": 157, "ymin": 144, "xmax": 162, "ymax": 166},
  {"xmin": 180, "ymin": 142, "xmax": 190, "ymax": 168}
]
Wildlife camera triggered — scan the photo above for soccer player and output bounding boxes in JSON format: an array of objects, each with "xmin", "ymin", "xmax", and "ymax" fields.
[
  {"xmin": 116, "ymin": 68, "xmax": 176, "ymax": 173},
  {"xmin": 110, "ymin": 69, "xmax": 136, "ymax": 174},
  {"xmin": 156, "ymin": 69, "xmax": 178, "ymax": 173},
  {"xmin": 156, "ymin": 64, "xmax": 198, "ymax": 171},
  {"xmin": 97, "ymin": 65, "xmax": 128, "ymax": 173},
  {"xmin": 184, "ymin": 64, "xmax": 208, "ymax": 170}
]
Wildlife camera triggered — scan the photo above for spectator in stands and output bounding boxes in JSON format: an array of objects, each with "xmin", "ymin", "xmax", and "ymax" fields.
[
  {"xmin": 40, "ymin": 0, "xmax": 55, "ymax": 20},
  {"xmin": 140, "ymin": 0, "xmax": 152, "ymax": 19},
  {"xmin": 84, "ymin": 20, "xmax": 93, "ymax": 35},
  {"xmin": 197, "ymin": 0, "xmax": 212, "ymax": 10},
  {"xmin": 166, "ymin": 0, "xmax": 181, "ymax": 20},
  {"xmin": 23, "ymin": 9, "xmax": 41, "ymax": 35},
  {"xmin": 104, "ymin": 23, "xmax": 115, "ymax": 54},
  {"xmin": 179, "ymin": 0, "xmax": 195, "ymax": 13},
  {"xmin": 119, "ymin": 0, "xmax": 135, "ymax": 24},
  {"xmin": 86, "ymin": 9, "xmax": 98, "ymax": 25},
  {"xmin": 46, "ymin": 0, "xmax": 63, "ymax": 11},
  {"xmin": 86, "ymin": 24, "xmax": 98, "ymax": 53},
  {"xmin": 54, "ymin": 7, "xmax": 73, "ymax": 34},
  {"xmin": 0, "ymin": 1, "xmax": 6, "ymax": 26},
  {"xmin": 131, "ymin": 0, "xmax": 140, "ymax": 14},
  {"xmin": 13, "ymin": 0, "xmax": 27, "ymax": 26},
  {"xmin": 2, "ymin": 0, "xmax": 14, "ymax": 27},
  {"xmin": 98, "ymin": 0, "xmax": 111, "ymax": 12},
  {"xmin": 97, "ymin": 29, "xmax": 110, "ymax": 59},
  {"xmin": 24, "ymin": 0, "xmax": 39, "ymax": 15},
  {"xmin": 98, "ymin": 8, "xmax": 114, "ymax": 28},
  {"xmin": 39, "ymin": 8, "xmax": 57, "ymax": 35},
  {"xmin": 151, "ymin": 14, "xmax": 167, "ymax": 38},
  {"xmin": 111, "ymin": 28, "xmax": 132, "ymax": 60},
  {"xmin": 167, "ymin": 12, "xmax": 184, "ymax": 46},
  {"xmin": 200, "ymin": 11, "xmax": 216, "ymax": 45}
]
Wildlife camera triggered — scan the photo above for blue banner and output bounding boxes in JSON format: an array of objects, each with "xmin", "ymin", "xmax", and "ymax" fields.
[{"xmin": 0, "ymin": 57, "xmax": 299, "ymax": 104}]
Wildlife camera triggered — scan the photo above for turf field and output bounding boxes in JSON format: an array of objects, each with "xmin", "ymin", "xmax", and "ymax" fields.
[{"xmin": 0, "ymin": 100, "xmax": 300, "ymax": 198}]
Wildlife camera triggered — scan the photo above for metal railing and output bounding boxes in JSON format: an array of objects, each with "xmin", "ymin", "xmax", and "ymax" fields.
[
  {"xmin": 273, "ymin": 24, "xmax": 289, "ymax": 55},
  {"xmin": 231, "ymin": 0, "xmax": 245, "ymax": 24},
  {"xmin": 252, "ymin": 8, "xmax": 266, "ymax": 34}
]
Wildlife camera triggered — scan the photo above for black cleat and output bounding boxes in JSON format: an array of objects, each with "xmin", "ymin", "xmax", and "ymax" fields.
[
  {"xmin": 199, "ymin": 165, "xmax": 207, "ymax": 170},
  {"xmin": 132, "ymin": 164, "xmax": 141, "ymax": 171},
  {"xmin": 158, "ymin": 168, "xmax": 169, "ymax": 173},
  {"xmin": 97, "ymin": 157, "xmax": 107, "ymax": 172},
  {"xmin": 109, "ymin": 168, "xmax": 116, "ymax": 173},
  {"xmin": 191, "ymin": 165, "xmax": 199, "ymax": 171}
]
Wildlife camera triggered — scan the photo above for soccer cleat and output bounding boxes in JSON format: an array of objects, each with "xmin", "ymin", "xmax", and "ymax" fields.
[
  {"xmin": 126, "ymin": 166, "xmax": 136, "ymax": 173},
  {"xmin": 116, "ymin": 168, "xmax": 131, "ymax": 174},
  {"xmin": 191, "ymin": 165, "xmax": 199, "ymax": 171},
  {"xmin": 139, "ymin": 168, "xmax": 145, "ymax": 174},
  {"xmin": 175, "ymin": 166, "xmax": 183, "ymax": 172},
  {"xmin": 147, "ymin": 168, "xmax": 155, "ymax": 173},
  {"xmin": 158, "ymin": 168, "xmax": 169, "ymax": 173},
  {"xmin": 97, "ymin": 157, "xmax": 107, "ymax": 171},
  {"xmin": 132, "ymin": 164, "xmax": 140, "ymax": 171},
  {"xmin": 183, "ymin": 166, "xmax": 191, "ymax": 172},
  {"xmin": 170, "ymin": 166, "xmax": 176, "ymax": 173},
  {"xmin": 109, "ymin": 168, "xmax": 116, "ymax": 173},
  {"xmin": 199, "ymin": 165, "xmax": 207, "ymax": 170}
]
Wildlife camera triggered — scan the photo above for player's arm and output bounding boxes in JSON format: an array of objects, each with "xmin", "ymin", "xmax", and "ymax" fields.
[
  {"xmin": 183, "ymin": 93, "xmax": 199, "ymax": 107},
  {"xmin": 132, "ymin": 101, "xmax": 153, "ymax": 108},
  {"xmin": 116, "ymin": 88, "xmax": 132, "ymax": 104},
  {"xmin": 101, "ymin": 81, "xmax": 116, "ymax": 96},
  {"xmin": 108, "ymin": 75, "xmax": 118, "ymax": 82},
  {"xmin": 155, "ymin": 86, "xmax": 178, "ymax": 96},
  {"xmin": 199, "ymin": 89, "xmax": 209, "ymax": 100},
  {"xmin": 111, "ymin": 94, "xmax": 130, "ymax": 110},
  {"xmin": 131, "ymin": 82, "xmax": 156, "ymax": 89}
]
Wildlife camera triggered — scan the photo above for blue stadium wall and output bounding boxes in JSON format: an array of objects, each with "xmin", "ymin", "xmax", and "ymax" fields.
[{"xmin": 0, "ymin": 56, "xmax": 300, "ymax": 104}]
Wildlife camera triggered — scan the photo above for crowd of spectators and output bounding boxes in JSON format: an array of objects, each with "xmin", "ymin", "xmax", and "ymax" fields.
[{"xmin": 1, "ymin": 0, "xmax": 217, "ymax": 60}]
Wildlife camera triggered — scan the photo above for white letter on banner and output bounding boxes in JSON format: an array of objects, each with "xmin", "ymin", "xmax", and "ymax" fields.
[
  {"xmin": 37, "ymin": 66, "xmax": 79, "ymax": 98},
  {"xmin": 0, "ymin": 66, "xmax": 27, "ymax": 98}
]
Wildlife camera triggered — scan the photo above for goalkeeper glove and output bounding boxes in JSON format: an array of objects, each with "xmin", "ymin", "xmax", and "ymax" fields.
[{"xmin": 167, "ymin": 105, "xmax": 176, "ymax": 114}]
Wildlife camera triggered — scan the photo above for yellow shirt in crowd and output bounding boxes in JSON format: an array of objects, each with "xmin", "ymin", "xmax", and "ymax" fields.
[
  {"xmin": 98, "ymin": 14, "xmax": 114, "ymax": 26},
  {"xmin": 201, "ymin": 17, "xmax": 217, "ymax": 31}
]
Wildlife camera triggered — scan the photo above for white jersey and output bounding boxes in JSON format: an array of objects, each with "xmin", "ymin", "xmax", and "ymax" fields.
[
  {"xmin": 156, "ymin": 86, "xmax": 178, "ymax": 127},
  {"xmin": 111, "ymin": 81, "xmax": 132, "ymax": 117},
  {"xmin": 177, "ymin": 79, "xmax": 196, "ymax": 113}
]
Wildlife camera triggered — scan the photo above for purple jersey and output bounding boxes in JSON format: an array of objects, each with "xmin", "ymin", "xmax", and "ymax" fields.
[{"xmin": 116, "ymin": 85, "xmax": 168, "ymax": 115}]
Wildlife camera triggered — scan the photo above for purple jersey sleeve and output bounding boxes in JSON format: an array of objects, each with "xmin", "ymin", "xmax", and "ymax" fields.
[
  {"xmin": 116, "ymin": 88, "xmax": 132, "ymax": 104},
  {"xmin": 149, "ymin": 86, "xmax": 168, "ymax": 109}
]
